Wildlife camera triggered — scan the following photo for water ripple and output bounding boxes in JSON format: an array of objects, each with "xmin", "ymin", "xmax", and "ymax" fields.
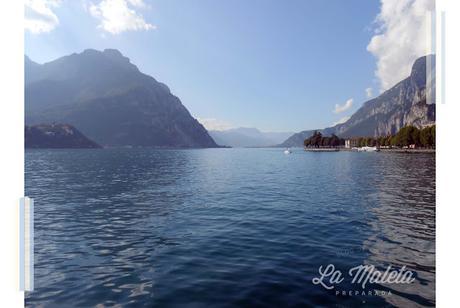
[{"xmin": 25, "ymin": 148, "xmax": 434, "ymax": 307}]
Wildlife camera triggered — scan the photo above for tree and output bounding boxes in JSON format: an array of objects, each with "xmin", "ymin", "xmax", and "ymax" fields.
[
  {"xmin": 367, "ymin": 138, "xmax": 376, "ymax": 147},
  {"xmin": 311, "ymin": 131, "xmax": 322, "ymax": 148},
  {"xmin": 386, "ymin": 135, "xmax": 393, "ymax": 147},
  {"xmin": 410, "ymin": 127, "xmax": 420, "ymax": 146},
  {"xmin": 390, "ymin": 134, "xmax": 400, "ymax": 147},
  {"xmin": 303, "ymin": 132, "xmax": 344, "ymax": 148},
  {"xmin": 330, "ymin": 134, "xmax": 341, "ymax": 147},
  {"xmin": 420, "ymin": 126, "xmax": 433, "ymax": 147},
  {"xmin": 304, "ymin": 131, "xmax": 322, "ymax": 148},
  {"xmin": 392, "ymin": 126, "xmax": 420, "ymax": 147}
]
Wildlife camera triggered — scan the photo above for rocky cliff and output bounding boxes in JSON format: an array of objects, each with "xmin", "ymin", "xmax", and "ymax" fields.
[{"xmin": 279, "ymin": 55, "xmax": 435, "ymax": 147}]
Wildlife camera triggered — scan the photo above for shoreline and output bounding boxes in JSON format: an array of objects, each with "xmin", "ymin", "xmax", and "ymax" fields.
[
  {"xmin": 379, "ymin": 148, "xmax": 435, "ymax": 154},
  {"xmin": 302, "ymin": 147, "xmax": 435, "ymax": 154},
  {"xmin": 304, "ymin": 148, "xmax": 340, "ymax": 152}
]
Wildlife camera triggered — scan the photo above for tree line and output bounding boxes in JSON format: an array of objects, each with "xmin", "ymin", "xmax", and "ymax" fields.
[
  {"xmin": 303, "ymin": 125, "xmax": 435, "ymax": 149},
  {"xmin": 347, "ymin": 125, "xmax": 436, "ymax": 148},
  {"xmin": 304, "ymin": 131, "xmax": 345, "ymax": 148}
]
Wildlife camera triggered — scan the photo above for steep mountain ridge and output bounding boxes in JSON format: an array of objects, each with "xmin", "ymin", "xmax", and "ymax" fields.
[
  {"xmin": 279, "ymin": 55, "xmax": 435, "ymax": 147},
  {"xmin": 25, "ymin": 49, "xmax": 218, "ymax": 148}
]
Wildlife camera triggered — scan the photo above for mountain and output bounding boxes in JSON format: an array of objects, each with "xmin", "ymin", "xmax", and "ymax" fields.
[
  {"xmin": 25, "ymin": 49, "xmax": 218, "ymax": 148},
  {"xmin": 278, "ymin": 127, "xmax": 337, "ymax": 148},
  {"xmin": 25, "ymin": 124, "xmax": 101, "ymax": 149},
  {"xmin": 279, "ymin": 55, "xmax": 436, "ymax": 147},
  {"xmin": 209, "ymin": 127, "xmax": 294, "ymax": 147}
]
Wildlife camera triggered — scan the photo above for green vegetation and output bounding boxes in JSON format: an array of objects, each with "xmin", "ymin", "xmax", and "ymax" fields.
[
  {"xmin": 347, "ymin": 125, "xmax": 435, "ymax": 148},
  {"xmin": 420, "ymin": 125, "xmax": 436, "ymax": 147},
  {"xmin": 303, "ymin": 125, "xmax": 435, "ymax": 149},
  {"xmin": 304, "ymin": 131, "xmax": 345, "ymax": 148}
]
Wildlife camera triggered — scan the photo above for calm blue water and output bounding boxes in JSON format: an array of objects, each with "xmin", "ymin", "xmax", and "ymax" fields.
[{"xmin": 25, "ymin": 148, "xmax": 435, "ymax": 307}]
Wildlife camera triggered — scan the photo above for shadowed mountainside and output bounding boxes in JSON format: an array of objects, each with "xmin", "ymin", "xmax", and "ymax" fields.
[
  {"xmin": 25, "ymin": 123, "xmax": 101, "ymax": 149},
  {"xmin": 25, "ymin": 49, "xmax": 218, "ymax": 148}
]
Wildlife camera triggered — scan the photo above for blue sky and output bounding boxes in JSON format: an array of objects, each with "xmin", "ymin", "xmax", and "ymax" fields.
[{"xmin": 25, "ymin": 0, "xmax": 434, "ymax": 132}]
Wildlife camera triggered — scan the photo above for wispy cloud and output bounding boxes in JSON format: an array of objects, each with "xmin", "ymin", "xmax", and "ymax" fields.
[
  {"xmin": 89, "ymin": 0, "xmax": 155, "ymax": 34},
  {"xmin": 365, "ymin": 87, "xmax": 373, "ymax": 98},
  {"xmin": 196, "ymin": 118, "xmax": 233, "ymax": 131},
  {"xmin": 332, "ymin": 116, "xmax": 351, "ymax": 126},
  {"xmin": 367, "ymin": 0, "xmax": 435, "ymax": 91},
  {"xmin": 333, "ymin": 98, "xmax": 353, "ymax": 114},
  {"xmin": 25, "ymin": 0, "xmax": 61, "ymax": 34}
]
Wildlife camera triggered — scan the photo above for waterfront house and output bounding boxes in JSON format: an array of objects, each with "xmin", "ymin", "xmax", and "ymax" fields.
[{"xmin": 345, "ymin": 139, "xmax": 359, "ymax": 149}]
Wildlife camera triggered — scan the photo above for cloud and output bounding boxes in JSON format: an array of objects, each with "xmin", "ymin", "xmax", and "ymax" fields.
[
  {"xmin": 196, "ymin": 118, "xmax": 233, "ymax": 131},
  {"xmin": 367, "ymin": 0, "xmax": 435, "ymax": 91},
  {"xmin": 25, "ymin": 0, "xmax": 61, "ymax": 34},
  {"xmin": 332, "ymin": 116, "xmax": 351, "ymax": 126},
  {"xmin": 89, "ymin": 0, "xmax": 155, "ymax": 34},
  {"xmin": 333, "ymin": 98, "xmax": 353, "ymax": 114},
  {"xmin": 126, "ymin": 0, "xmax": 147, "ymax": 8},
  {"xmin": 365, "ymin": 87, "xmax": 373, "ymax": 98}
]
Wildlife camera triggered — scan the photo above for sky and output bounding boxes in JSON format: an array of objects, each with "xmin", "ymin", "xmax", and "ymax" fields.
[{"xmin": 25, "ymin": 0, "xmax": 435, "ymax": 132}]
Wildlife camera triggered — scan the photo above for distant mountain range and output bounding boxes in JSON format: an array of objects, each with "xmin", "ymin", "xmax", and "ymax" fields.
[
  {"xmin": 25, "ymin": 123, "xmax": 100, "ymax": 149},
  {"xmin": 25, "ymin": 49, "xmax": 218, "ymax": 148},
  {"xmin": 25, "ymin": 50, "xmax": 435, "ymax": 149},
  {"xmin": 279, "ymin": 55, "xmax": 436, "ymax": 147},
  {"xmin": 209, "ymin": 127, "xmax": 293, "ymax": 147}
]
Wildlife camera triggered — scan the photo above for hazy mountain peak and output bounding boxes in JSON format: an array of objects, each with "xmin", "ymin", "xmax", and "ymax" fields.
[
  {"xmin": 103, "ymin": 48, "xmax": 123, "ymax": 56},
  {"xmin": 24, "ymin": 55, "xmax": 41, "ymax": 85},
  {"xmin": 229, "ymin": 127, "xmax": 261, "ymax": 135},
  {"xmin": 75, "ymin": 48, "xmax": 138, "ymax": 70},
  {"xmin": 210, "ymin": 127, "xmax": 294, "ymax": 147},
  {"xmin": 103, "ymin": 48, "xmax": 132, "ymax": 64},
  {"xmin": 24, "ymin": 55, "xmax": 37, "ymax": 65}
]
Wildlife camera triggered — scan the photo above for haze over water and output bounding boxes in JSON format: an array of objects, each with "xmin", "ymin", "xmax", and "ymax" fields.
[{"xmin": 25, "ymin": 148, "xmax": 435, "ymax": 307}]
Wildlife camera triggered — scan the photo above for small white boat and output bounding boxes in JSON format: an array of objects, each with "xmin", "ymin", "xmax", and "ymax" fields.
[
  {"xmin": 357, "ymin": 146, "xmax": 379, "ymax": 152},
  {"xmin": 284, "ymin": 148, "xmax": 292, "ymax": 154}
]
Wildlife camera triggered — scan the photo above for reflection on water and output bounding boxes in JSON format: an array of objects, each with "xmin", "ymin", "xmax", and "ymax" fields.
[
  {"xmin": 25, "ymin": 148, "xmax": 435, "ymax": 307},
  {"xmin": 365, "ymin": 154, "xmax": 435, "ymax": 307}
]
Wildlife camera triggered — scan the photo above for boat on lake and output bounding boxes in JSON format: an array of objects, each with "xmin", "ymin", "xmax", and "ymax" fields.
[{"xmin": 356, "ymin": 146, "xmax": 379, "ymax": 152}]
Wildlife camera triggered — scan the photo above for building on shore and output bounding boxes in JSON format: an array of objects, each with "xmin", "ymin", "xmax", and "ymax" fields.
[{"xmin": 345, "ymin": 139, "xmax": 359, "ymax": 149}]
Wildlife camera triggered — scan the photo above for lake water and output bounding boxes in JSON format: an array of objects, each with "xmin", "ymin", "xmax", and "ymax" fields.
[{"xmin": 25, "ymin": 148, "xmax": 435, "ymax": 307}]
